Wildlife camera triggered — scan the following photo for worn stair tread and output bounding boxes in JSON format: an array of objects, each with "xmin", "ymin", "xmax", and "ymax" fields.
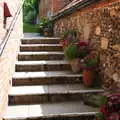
[
  {"xmin": 21, "ymin": 37, "xmax": 61, "ymax": 44},
  {"xmin": 18, "ymin": 51, "xmax": 64, "ymax": 55},
  {"xmin": 13, "ymin": 71, "xmax": 82, "ymax": 78},
  {"xmin": 18, "ymin": 51, "xmax": 64, "ymax": 61},
  {"xmin": 4, "ymin": 101, "xmax": 98, "ymax": 119},
  {"xmin": 9, "ymin": 84, "xmax": 103, "ymax": 95},
  {"xmin": 12, "ymin": 71, "xmax": 82, "ymax": 86},
  {"xmin": 22, "ymin": 37, "xmax": 61, "ymax": 40},
  {"xmin": 15, "ymin": 60, "xmax": 70, "ymax": 72},
  {"xmin": 20, "ymin": 44, "xmax": 62, "ymax": 51},
  {"xmin": 20, "ymin": 44, "xmax": 61, "ymax": 47},
  {"xmin": 16, "ymin": 60, "xmax": 69, "ymax": 65}
]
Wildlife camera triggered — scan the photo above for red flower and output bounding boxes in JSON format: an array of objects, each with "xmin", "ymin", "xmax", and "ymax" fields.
[
  {"xmin": 97, "ymin": 93, "xmax": 120, "ymax": 120},
  {"xmin": 100, "ymin": 105, "xmax": 110, "ymax": 117},
  {"xmin": 76, "ymin": 41, "xmax": 88, "ymax": 47},
  {"xmin": 106, "ymin": 118, "xmax": 111, "ymax": 120}
]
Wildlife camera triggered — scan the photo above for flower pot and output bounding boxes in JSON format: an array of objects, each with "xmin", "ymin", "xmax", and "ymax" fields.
[
  {"xmin": 44, "ymin": 31, "xmax": 49, "ymax": 37},
  {"xmin": 44, "ymin": 27, "xmax": 52, "ymax": 37},
  {"xmin": 70, "ymin": 59, "xmax": 81, "ymax": 73},
  {"xmin": 83, "ymin": 69, "xmax": 95, "ymax": 86}
]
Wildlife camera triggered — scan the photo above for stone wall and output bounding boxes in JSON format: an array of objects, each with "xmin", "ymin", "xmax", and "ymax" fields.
[
  {"xmin": 0, "ymin": 0, "xmax": 23, "ymax": 118},
  {"xmin": 54, "ymin": 0, "xmax": 120, "ymax": 89}
]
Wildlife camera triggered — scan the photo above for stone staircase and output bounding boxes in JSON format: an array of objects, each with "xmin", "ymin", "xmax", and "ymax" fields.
[{"xmin": 4, "ymin": 37, "xmax": 103, "ymax": 120}]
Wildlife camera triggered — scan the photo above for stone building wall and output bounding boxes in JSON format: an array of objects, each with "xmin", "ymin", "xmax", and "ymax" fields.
[
  {"xmin": 54, "ymin": 0, "xmax": 120, "ymax": 89},
  {"xmin": 0, "ymin": 0, "xmax": 23, "ymax": 118}
]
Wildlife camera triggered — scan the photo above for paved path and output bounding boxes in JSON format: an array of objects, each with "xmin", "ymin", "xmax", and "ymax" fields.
[{"xmin": 24, "ymin": 33, "xmax": 41, "ymax": 38}]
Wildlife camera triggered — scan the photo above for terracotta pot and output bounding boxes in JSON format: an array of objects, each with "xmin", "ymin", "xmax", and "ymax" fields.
[
  {"xmin": 70, "ymin": 59, "xmax": 81, "ymax": 73},
  {"xmin": 44, "ymin": 31, "xmax": 49, "ymax": 37},
  {"xmin": 83, "ymin": 69, "xmax": 95, "ymax": 86}
]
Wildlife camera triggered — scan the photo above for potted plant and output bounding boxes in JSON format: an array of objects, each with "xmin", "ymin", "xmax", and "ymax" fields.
[
  {"xmin": 60, "ymin": 29, "xmax": 77, "ymax": 50},
  {"xmin": 39, "ymin": 17, "xmax": 53, "ymax": 36},
  {"xmin": 96, "ymin": 92, "xmax": 120, "ymax": 120},
  {"xmin": 64, "ymin": 40, "xmax": 90, "ymax": 73},
  {"xmin": 43, "ymin": 20, "xmax": 53, "ymax": 37},
  {"xmin": 81, "ymin": 52, "xmax": 99, "ymax": 86},
  {"xmin": 76, "ymin": 40, "xmax": 90, "ymax": 58},
  {"xmin": 64, "ymin": 42, "xmax": 81, "ymax": 73}
]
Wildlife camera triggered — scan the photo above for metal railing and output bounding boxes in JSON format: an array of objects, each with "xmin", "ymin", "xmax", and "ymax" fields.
[{"xmin": 0, "ymin": 0, "xmax": 25, "ymax": 56}]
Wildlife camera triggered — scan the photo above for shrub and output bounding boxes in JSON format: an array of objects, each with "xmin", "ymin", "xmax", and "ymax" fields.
[
  {"xmin": 64, "ymin": 42, "xmax": 79, "ymax": 61},
  {"xmin": 96, "ymin": 93, "xmax": 120, "ymax": 120},
  {"xmin": 24, "ymin": 11, "xmax": 37, "ymax": 24}
]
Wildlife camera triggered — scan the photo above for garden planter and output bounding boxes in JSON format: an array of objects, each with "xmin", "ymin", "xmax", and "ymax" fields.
[
  {"xmin": 44, "ymin": 28, "xmax": 49, "ymax": 37},
  {"xmin": 70, "ymin": 59, "xmax": 81, "ymax": 73},
  {"xmin": 43, "ymin": 27, "xmax": 52, "ymax": 37},
  {"xmin": 83, "ymin": 69, "xmax": 96, "ymax": 86},
  {"xmin": 44, "ymin": 31, "xmax": 49, "ymax": 37}
]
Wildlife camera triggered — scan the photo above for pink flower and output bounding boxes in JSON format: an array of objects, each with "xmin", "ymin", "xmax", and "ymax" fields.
[
  {"xmin": 109, "ymin": 113, "xmax": 120, "ymax": 120},
  {"xmin": 64, "ymin": 40, "xmax": 69, "ymax": 46}
]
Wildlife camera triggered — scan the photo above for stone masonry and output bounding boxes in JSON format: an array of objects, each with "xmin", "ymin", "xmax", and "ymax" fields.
[
  {"xmin": 53, "ymin": 0, "xmax": 120, "ymax": 89},
  {"xmin": 0, "ymin": 0, "xmax": 23, "ymax": 118}
]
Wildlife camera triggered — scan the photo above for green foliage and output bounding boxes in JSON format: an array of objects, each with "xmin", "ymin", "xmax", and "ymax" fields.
[
  {"xmin": 96, "ymin": 93, "xmax": 120, "ymax": 120},
  {"xmin": 23, "ymin": 23, "xmax": 39, "ymax": 33},
  {"xmin": 23, "ymin": 0, "xmax": 38, "ymax": 24},
  {"xmin": 39, "ymin": 17, "xmax": 53, "ymax": 35},
  {"xmin": 64, "ymin": 43, "xmax": 79, "ymax": 61},
  {"xmin": 90, "ymin": 94, "xmax": 108, "ymax": 107},
  {"xmin": 40, "ymin": 17, "xmax": 52, "ymax": 28},
  {"xmin": 99, "ymin": 95, "xmax": 108, "ymax": 105},
  {"xmin": 40, "ymin": 17, "xmax": 49, "ymax": 26},
  {"xmin": 24, "ymin": 11, "xmax": 37, "ymax": 24},
  {"xmin": 96, "ymin": 112, "xmax": 105, "ymax": 120},
  {"xmin": 83, "ymin": 53, "xmax": 99, "ymax": 69},
  {"xmin": 86, "ymin": 58, "xmax": 98, "ymax": 67}
]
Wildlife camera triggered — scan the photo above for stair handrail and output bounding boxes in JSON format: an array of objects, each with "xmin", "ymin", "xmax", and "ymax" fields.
[{"xmin": 0, "ymin": 0, "xmax": 25, "ymax": 56}]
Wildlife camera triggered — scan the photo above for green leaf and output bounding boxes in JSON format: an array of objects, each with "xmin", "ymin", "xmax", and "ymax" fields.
[
  {"xmin": 99, "ymin": 95, "xmax": 108, "ymax": 105},
  {"xmin": 96, "ymin": 112, "xmax": 105, "ymax": 120},
  {"xmin": 64, "ymin": 43, "xmax": 78, "ymax": 61}
]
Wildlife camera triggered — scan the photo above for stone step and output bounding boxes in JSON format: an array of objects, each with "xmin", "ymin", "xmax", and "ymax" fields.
[
  {"xmin": 21, "ymin": 37, "xmax": 60, "ymax": 44},
  {"xmin": 9, "ymin": 84, "xmax": 103, "ymax": 105},
  {"xmin": 20, "ymin": 44, "xmax": 63, "ymax": 52},
  {"xmin": 18, "ymin": 52, "xmax": 64, "ymax": 61},
  {"xmin": 12, "ymin": 71, "xmax": 82, "ymax": 86},
  {"xmin": 15, "ymin": 61, "xmax": 71, "ymax": 72},
  {"xmin": 4, "ymin": 102, "xmax": 98, "ymax": 120}
]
